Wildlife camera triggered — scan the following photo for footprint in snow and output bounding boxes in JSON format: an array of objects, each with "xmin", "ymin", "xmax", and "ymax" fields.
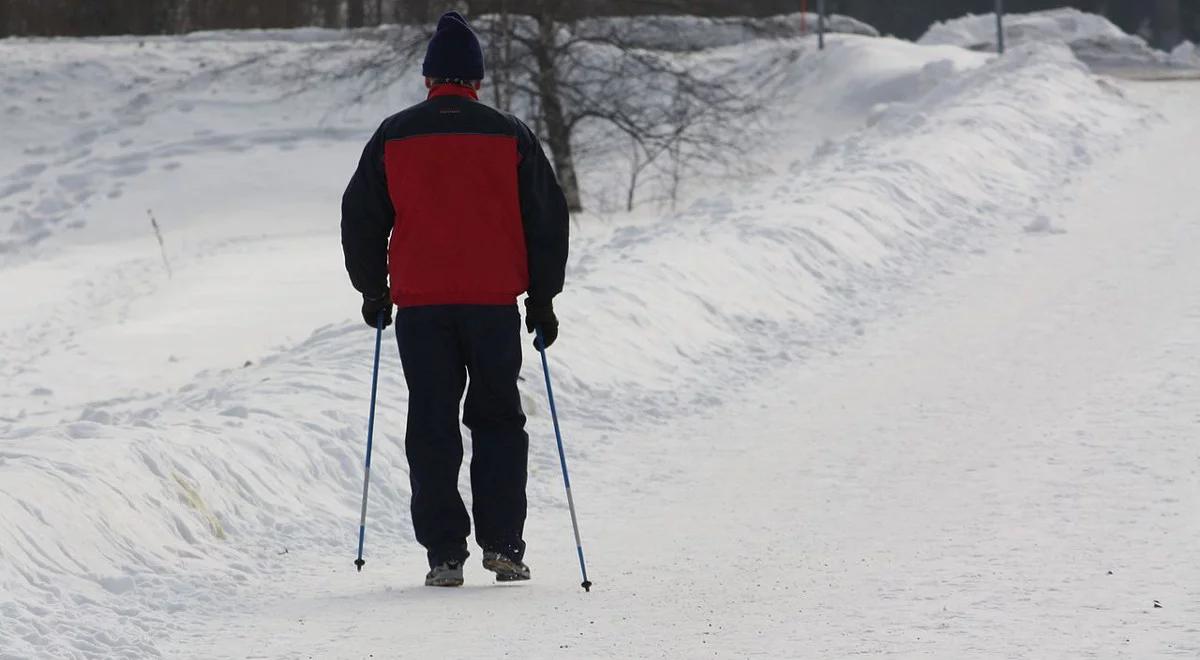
[{"xmin": 1024, "ymin": 215, "xmax": 1067, "ymax": 235}]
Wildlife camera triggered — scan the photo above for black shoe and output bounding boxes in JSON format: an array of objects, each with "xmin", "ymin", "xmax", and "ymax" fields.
[
  {"xmin": 425, "ymin": 560, "xmax": 464, "ymax": 587},
  {"xmin": 482, "ymin": 552, "xmax": 530, "ymax": 582}
]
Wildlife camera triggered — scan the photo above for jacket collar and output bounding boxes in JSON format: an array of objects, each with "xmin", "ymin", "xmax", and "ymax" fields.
[{"xmin": 427, "ymin": 84, "xmax": 479, "ymax": 101}]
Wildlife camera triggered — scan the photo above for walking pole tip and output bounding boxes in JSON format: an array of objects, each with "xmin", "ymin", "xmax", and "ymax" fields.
[
  {"xmin": 355, "ymin": 558, "xmax": 365, "ymax": 573},
  {"xmin": 582, "ymin": 580, "xmax": 592, "ymax": 592}
]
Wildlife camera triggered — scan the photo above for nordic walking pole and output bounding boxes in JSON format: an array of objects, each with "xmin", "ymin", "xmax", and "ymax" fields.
[
  {"xmin": 535, "ymin": 328, "xmax": 593, "ymax": 592},
  {"xmin": 354, "ymin": 309, "xmax": 385, "ymax": 573}
]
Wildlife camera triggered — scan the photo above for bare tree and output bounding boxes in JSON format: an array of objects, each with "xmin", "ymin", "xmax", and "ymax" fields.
[
  {"xmin": 485, "ymin": 2, "xmax": 517, "ymax": 111},
  {"xmin": 530, "ymin": 10, "xmax": 585, "ymax": 210},
  {"xmin": 1154, "ymin": 0, "xmax": 1182, "ymax": 50},
  {"xmin": 472, "ymin": 3, "xmax": 758, "ymax": 212}
]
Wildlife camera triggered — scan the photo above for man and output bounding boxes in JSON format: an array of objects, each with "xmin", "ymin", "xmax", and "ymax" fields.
[{"xmin": 340, "ymin": 11, "xmax": 569, "ymax": 588}]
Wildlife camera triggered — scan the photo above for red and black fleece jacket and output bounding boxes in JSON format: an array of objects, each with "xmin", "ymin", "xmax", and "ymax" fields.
[{"xmin": 341, "ymin": 84, "xmax": 570, "ymax": 308}]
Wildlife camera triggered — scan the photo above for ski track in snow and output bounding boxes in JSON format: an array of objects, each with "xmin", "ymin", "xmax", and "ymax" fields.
[{"xmin": 1, "ymin": 21, "xmax": 1197, "ymax": 659}]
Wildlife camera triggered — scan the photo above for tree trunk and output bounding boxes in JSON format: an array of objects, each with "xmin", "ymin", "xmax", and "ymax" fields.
[
  {"xmin": 320, "ymin": 0, "xmax": 338, "ymax": 26},
  {"xmin": 348, "ymin": 0, "xmax": 365, "ymax": 27},
  {"xmin": 1154, "ymin": 0, "xmax": 1182, "ymax": 50},
  {"xmin": 487, "ymin": 3, "xmax": 515, "ymax": 112},
  {"xmin": 627, "ymin": 139, "xmax": 641, "ymax": 212},
  {"xmin": 402, "ymin": 0, "xmax": 431, "ymax": 23},
  {"xmin": 532, "ymin": 12, "xmax": 583, "ymax": 211}
]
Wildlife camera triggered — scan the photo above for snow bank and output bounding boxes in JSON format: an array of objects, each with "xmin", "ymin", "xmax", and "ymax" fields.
[
  {"xmin": 0, "ymin": 26, "xmax": 1143, "ymax": 657},
  {"xmin": 0, "ymin": 29, "xmax": 428, "ymax": 257},
  {"xmin": 921, "ymin": 8, "xmax": 1132, "ymax": 48},
  {"xmin": 919, "ymin": 8, "xmax": 1184, "ymax": 70},
  {"xmin": 1170, "ymin": 41, "xmax": 1200, "ymax": 67},
  {"xmin": 574, "ymin": 12, "xmax": 878, "ymax": 51}
]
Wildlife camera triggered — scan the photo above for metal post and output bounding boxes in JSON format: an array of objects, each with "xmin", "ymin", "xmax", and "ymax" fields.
[
  {"xmin": 817, "ymin": 0, "xmax": 826, "ymax": 50},
  {"xmin": 996, "ymin": 0, "xmax": 1005, "ymax": 54}
]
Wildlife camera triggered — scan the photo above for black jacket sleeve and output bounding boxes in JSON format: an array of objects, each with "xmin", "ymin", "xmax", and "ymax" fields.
[
  {"xmin": 514, "ymin": 119, "xmax": 570, "ymax": 304},
  {"xmin": 341, "ymin": 123, "xmax": 395, "ymax": 298}
]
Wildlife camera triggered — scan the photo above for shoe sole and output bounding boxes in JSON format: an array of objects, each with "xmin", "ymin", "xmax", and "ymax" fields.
[
  {"xmin": 425, "ymin": 567, "xmax": 464, "ymax": 587},
  {"xmin": 483, "ymin": 557, "xmax": 530, "ymax": 582},
  {"xmin": 425, "ymin": 575, "xmax": 464, "ymax": 587}
]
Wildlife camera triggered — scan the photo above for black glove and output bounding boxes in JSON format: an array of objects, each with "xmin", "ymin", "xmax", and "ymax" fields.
[
  {"xmin": 524, "ymin": 298, "xmax": 558, "ymax": 350},
  {"xmin": 361, "ymin": 291, "xmax": 393, "ymax": 329}
]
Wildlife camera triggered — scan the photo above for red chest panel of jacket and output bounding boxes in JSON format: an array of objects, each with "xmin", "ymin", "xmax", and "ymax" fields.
[{"xmin": 383, "ymin": 133, "xmax": 529, "ymax": 308}]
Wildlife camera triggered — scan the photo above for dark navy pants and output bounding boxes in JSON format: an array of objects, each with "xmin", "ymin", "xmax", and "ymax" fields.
[{"xmin": 394, "ymin": 305, "xmax": 529, "ymax": 567}]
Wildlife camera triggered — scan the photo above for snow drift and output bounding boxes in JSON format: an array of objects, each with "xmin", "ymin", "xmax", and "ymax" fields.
[
  {"xmin": 920, "ymin": 8, "xmax": 1199, "ymax": 72},
  {"xmin": 575, "ymin": 12, "xmax": 878, "ymax": 51},
  {"xmin": 0, "ymin": 22, "xmax": 1144, "ymax": 658},
  {"xmin": 1170, "ymin": 40, "xmax": 1200, "ymax": 67}
]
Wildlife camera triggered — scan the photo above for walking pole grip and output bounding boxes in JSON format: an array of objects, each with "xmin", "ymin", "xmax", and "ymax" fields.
[
  {"xmin": 354, "ymin": 308, "xmax": 386, "ymax": 573},
  {"xmin": 536, "ymin": 327, "xmax": 593, "ymax": 592}
]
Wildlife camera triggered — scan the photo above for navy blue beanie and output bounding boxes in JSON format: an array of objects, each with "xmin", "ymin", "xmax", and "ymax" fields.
[{"xmin": 422, "ymin": 11, "xmax": 485, "ymax": 81}]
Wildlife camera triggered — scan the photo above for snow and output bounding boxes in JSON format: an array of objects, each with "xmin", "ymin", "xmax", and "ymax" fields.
[
  {"xmin": 1170, "ymin": 41, "xmax": 1200, "ymax": 67},
  {"xmin": 574, "ymin": 12, "xmax": 879, "ymax": 52},
  {"xmin": 2, "ymin": 17, "xmax": 1198, "ymax": 659},
  {"xmin": 919, "ymin": 7, "xmax": 1200, "ymax": 73},
  {"xmin": 921, "ymin": 7, "xmax": 1134, "ymax": 48}
]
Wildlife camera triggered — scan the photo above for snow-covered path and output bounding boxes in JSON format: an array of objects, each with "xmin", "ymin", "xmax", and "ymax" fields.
[
  {"xmin": 3, "ymin": 26, "xmax": 1198, "ymax": 657},
  {"xmin": 166, "ymin": 80, "xmax": 1200, "ymax": 659}
]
